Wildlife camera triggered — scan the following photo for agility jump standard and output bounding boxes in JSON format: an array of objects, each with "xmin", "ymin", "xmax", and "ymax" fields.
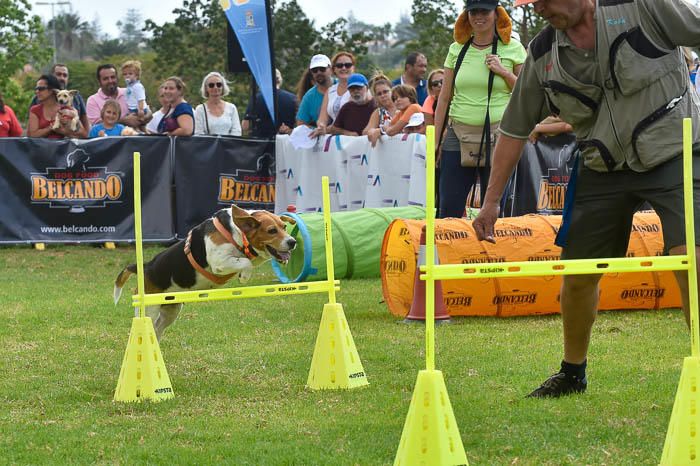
[
  {"xmin": 394, "ymin": 121, "xmax": 699, "ymax": 465},
  {"xmin": 114, "ymin": 154, "xmax": 368, "ymax": 403}
]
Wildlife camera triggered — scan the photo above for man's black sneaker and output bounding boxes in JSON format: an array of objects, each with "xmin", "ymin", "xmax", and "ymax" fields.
[{"xmin": 527, "ymin": 372, "xmax": 587, "ymax": 398}]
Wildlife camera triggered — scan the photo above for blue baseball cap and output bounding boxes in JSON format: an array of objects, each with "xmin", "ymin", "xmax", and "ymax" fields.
[{"xmin": 347, "ymin": 73, "xmax": 368, "ymax": 88}]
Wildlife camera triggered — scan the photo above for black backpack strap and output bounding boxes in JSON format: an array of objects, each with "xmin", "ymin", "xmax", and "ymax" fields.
[
  {"xmin": 437, "ymin": 37, "xmax": 472, "ymax": 149},
  {"xmin": 478, "ymin": 35, "xmax": 499, "ymax": 169},
  {"xmin": 203, "ymin": 104, "xmax": 210, "ymax": 134}
]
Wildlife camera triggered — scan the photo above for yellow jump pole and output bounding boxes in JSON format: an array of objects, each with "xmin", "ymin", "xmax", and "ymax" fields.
[
  {"xmin": 133, "ymin": 152, "xmax": 146, "ymax": 319},
  {"xmin": 660, "ymin": 118, "xmax": 700, "ymax": 464},
  {"xmin": 306, "ymin": 176, "xmax": 368, "ymax": 389},
  {"xmin": 113, "ymin": 152, "xmax": 174, "ymax": 403},
  {"xmin": 394, "ymin": 127, "xmax": 468, "ymax": 465},
  {"xmin": 682, "ymin": 118, "xmax": 699, "ymax": 358},
  {"xmin": 322, "ymin": 176, "xmax": 337, "ymax": 305},
  {"xmin": 425, "ymin": 128, "xmax": 436, "ymax": 371}
]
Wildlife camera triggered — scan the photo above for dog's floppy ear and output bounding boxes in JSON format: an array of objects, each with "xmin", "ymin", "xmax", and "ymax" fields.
[
  {"xmin": 68, "ymin": 90, "xmax": 78, "ymax": 97},
  {"xmin": 281, "ymin": 215, "xmax": 296, "ymax": 226},
  {"xmin": 229, "ymin": 204, "xmax": 261, "ymax": 234}
]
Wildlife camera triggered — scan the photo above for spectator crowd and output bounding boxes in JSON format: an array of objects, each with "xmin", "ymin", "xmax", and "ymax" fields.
[{"xmin": 2, "ymin": 1, "xmax": 698, "ymax": 224}]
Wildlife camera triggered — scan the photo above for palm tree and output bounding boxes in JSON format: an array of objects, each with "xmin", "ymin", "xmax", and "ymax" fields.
[{"xmin": 48, "ymin": 12, "xmax": 90, "ymax": 61}]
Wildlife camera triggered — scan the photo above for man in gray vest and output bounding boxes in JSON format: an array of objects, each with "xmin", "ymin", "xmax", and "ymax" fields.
[{"xmin": 473, "ymin": 0, "xmax": 700, "ymax": 397}]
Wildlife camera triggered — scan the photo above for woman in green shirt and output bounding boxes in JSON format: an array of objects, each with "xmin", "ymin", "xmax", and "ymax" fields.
[{"xmin": 434, "ymin": 0, "xmax": 526, "ymax": 218}]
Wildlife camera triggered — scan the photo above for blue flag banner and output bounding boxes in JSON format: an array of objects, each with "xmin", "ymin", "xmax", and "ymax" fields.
[{"xmin": 221, "ymin": 0, "xmax": 275, "ymax": 123}]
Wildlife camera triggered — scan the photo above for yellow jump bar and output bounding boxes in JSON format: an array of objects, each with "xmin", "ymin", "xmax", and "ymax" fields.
[
  {"xmin": 133, "ymin": 280, "xmax": 340, "ymax": 307},
  {"xmin": 421, "ymin": 255, "xmax": 689, "ymax": 281}
]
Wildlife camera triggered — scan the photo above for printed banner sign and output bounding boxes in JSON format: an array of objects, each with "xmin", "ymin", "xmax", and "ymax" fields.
[
  {"xmin": 221, "ymin": 0, "xmax": 275, "ymax": 123},
  {"xmin": 505, "ymin": 133, "xmax": 577, "ymax": 217},
  {"xmin": 0, "ymin": 137, "xmax": 174, "ymax": 243},
  {"xmin": 173, "ymin": 136, "xmax": 275, "ymax": 238},
  {"xmin": 275, "ymin": 133, "xmax": 427, "ymax": 213}
]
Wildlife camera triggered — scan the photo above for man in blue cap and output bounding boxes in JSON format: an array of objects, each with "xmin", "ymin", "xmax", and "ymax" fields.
[{"xmin": 327, "ymin": 73, "xmax": 376, "ymax": 136}]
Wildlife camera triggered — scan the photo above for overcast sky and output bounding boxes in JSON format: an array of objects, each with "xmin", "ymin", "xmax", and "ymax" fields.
[{"xmin": 32, "ymin": 0, "xmax": 465, "ymax": 38}]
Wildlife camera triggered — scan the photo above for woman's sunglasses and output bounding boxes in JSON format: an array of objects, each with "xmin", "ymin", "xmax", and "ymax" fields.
[
  {"xmin": 207, "ymin": 82, "xmax": 223, "ymax": 88},
  {"xmin": 430, "ymin": 79, "xmax": 443, "ymax": 87},
  {"xmin": 334, "ymin": 62, "xmax": 353, "ymax": 69},
  {"xmin": 35, "ymin": 86, "xmax": 49, "ymax": 91}
]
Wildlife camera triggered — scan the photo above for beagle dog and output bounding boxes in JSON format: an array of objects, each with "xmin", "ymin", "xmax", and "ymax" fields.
[{"xmin": 114, "ymin": 205, "xmax": 296, "ymax": 340}]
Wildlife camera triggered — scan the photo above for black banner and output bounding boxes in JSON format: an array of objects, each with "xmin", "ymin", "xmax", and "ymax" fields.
[
  {"xmin": 0, "ymin": 137, "xmax": 174, "ymax": 243},
  {"xmin": 173, "ymin": 136, "xmax": 275, "ymax": 238},
  {"xmin": 505, "ymin": 133, "xmax": 577, "ymax": 217}
]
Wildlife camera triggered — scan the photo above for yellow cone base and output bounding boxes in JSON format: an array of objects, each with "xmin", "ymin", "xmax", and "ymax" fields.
[
  {"xmin": 307, "ymin": 303, "xmax": 369, "ymax": 390},
  {"xmin": 114, "ymin": 317, "xmax": 174, "ymax": 402},
  {"xmin": 660, "ymin": 356, "xmax": 700, "ymax": 465},
  {"xmin": 394, "ymin": 370, "xmax": 468, "ymax": 466}
]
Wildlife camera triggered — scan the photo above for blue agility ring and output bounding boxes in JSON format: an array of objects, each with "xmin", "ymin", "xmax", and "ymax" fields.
[{"xmin": 271, "ymin": 212, "xmax": 317, "ymax": 283}]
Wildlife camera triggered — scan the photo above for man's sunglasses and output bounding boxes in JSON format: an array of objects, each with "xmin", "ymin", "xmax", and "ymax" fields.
[
  {"xmin": 334, "ymin": 62, "xmax": 353, "ymax": 69},
  {"xmin": 310, "ymin": 67, "xmax": 327, "ymax": 74},
  {"xmin": 207, "ymin": 82, "xmax": 223, "ymax": 88}
]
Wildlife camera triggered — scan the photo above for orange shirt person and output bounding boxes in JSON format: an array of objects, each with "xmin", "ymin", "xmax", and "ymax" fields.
[{"xmin": 385, "ymin": 85, "xmax": 422, "ymax": 136}]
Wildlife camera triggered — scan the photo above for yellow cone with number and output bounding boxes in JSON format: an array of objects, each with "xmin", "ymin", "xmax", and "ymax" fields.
[
  {"xmin": 114, "ymin": 317, "xmax": 174, "ymax": 402},
  {"xmin": 307, "ymin": 303, "xmax": 368, "ymax": 390}
]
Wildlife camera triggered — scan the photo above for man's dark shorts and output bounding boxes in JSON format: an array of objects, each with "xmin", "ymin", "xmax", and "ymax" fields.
[{"xmin": 561, "ymin": 152, "xmax": 700, "ymax": 260}]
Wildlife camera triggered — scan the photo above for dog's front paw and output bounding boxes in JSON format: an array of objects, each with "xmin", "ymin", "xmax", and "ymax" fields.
[{"xmin": 238, "ymin": 267, "xmax": 253, "ymax": 283}]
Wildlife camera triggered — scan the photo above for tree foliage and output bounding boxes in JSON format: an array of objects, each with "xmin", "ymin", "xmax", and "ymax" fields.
[
  {"xmin": 317, "ymin": 18, "xmax": 371, "ymax": 70},
  {"xmin": 47, "ymin": 13, "xmax": 94, "ymax": 61},
  {"xmin": 272, "ymin": 0, "xmax": 316, "ymax": 94},
  {"xmin": 0, "ymin": 0, "xmax": 52, "ymax": 117},
  {"xmin": 144, "ymin": 0, "xmax": 232, "ymax": 105},
  {"xmin": 405, "ymin": 0, "xmax": 458, "ymax": 70},
  {"xmin": 117, "ymin": 9, "xmax": 147, "ymax": 55}
]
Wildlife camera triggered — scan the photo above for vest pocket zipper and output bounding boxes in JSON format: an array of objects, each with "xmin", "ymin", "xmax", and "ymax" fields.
[
  {"xmin": 631, "ymin": 89, "xmax": 687, "ymax": 159},
  {"xmin": 542, "ymin": 81, "xmax": 599, "ymax": 112},
  {"xmin": 578, "ymin": 139, "xmax": 617, "ymax": 172},
  {"xmin": 608, "ymin": 27, "xmax": 670, "ymax": 95}
]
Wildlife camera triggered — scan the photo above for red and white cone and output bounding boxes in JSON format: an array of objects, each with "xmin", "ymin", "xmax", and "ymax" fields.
[{"xmin": 403, "ymin": 226, "xmax": 451, "ymax": 324}]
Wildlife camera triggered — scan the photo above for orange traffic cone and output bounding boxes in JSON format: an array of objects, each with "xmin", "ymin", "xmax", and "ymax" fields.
[{"xmin": 403, "ymin": 226, "xmax": 451, "ymax": 324}]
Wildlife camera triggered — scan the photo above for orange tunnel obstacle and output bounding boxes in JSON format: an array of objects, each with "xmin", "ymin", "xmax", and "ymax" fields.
[{"xmin": 380, "ymin": 211, "xmax": 682, "ymax": 317}]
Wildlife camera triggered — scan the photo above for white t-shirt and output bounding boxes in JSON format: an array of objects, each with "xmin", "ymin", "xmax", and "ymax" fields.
[
  {"xmin": 125, "ymin": 80, "xmax": 149, "ymax": 112},
  {"xmin": 146, "ymin": 108, "xmax": 166, "ymax": 133},
  {"xmin": 194, "ymin": 101, "xmax": 242, "ymax": 136},
  {"xmin": 326, "ymin": 83, "xmax": 350, "ymax": 122}
]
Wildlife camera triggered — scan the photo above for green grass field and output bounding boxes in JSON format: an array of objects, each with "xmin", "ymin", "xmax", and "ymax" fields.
[{"xmin": 0, "ymin": 245, "xmax": 692, "ymax": 465}]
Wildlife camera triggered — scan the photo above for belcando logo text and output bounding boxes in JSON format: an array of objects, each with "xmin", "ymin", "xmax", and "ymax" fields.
[
  {"xmin": 621, "ymin": 288, "xmax": 665, "ymax": 300},
  {"xmin": 31, "ymin": 172, "xmax": 122, "ymax": 202},
  {"xmin": 493, "ymin": 292, "xmax": 537, "ymax": 305}
]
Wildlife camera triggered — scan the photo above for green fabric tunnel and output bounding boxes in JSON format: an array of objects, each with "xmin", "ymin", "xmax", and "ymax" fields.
[{"xmin": 271, "ymin": 206, "xmax": 426, "ymax": 283}]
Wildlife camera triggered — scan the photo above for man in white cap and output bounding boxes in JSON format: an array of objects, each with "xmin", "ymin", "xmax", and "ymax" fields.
[
  {"xmin": 296, "ymin": 54, "xmax": 333, "ymax": 128},
  {"xmin": 473, "ymin": 0, "xmax": 700, "ymax": 398}
]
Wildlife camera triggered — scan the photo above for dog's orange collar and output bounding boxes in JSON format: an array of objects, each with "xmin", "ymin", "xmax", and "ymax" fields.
[
  {"xmin": 184, "ymin": 230, "xmax": 237, "ymax": 285},
  {"xmin": 213, "ymin": 216, "xmax": 258, "ymax": 260}
]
